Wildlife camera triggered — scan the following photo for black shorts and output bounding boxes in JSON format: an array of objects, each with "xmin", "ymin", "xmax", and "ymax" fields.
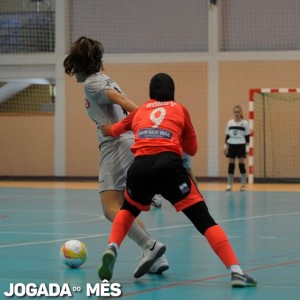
[
  {"xmin": 227, "ymin": 144, "xmax": 246, "ymax": 159},
  {"xmin": 125, "ymin": 152, "xmax": 203, "ymax": 211}
]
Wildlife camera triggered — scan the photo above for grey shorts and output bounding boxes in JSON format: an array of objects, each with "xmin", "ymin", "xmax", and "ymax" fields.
[
  {"xmin": 182, "ymin": 152, "xmax": 192, "ymax": 170},
  {"xmin": 98, "ymin": 136, "xmax": 134, "ymax": 192}
]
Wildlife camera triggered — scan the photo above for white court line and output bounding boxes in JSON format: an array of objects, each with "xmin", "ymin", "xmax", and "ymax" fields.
[
  {"xmin": 0, "ymin": 231, "xmax": 82, "ymax": 236},
  {"xmin": 0, "ymin": 208, "xmax": 105, "ymax": 227},
  {"xmin": 0, "ymin": 233, "xmax": 109, "ymax": 249},
  {"xmin": 0, "ymin": 211, "xmax": 299, "ymax": 249},
  {"xmin": 0, "ymin": 216, "xmax": 104, "ymax": 227},
  {"xmin": 146, "ymin": 211, "xmax": 300, "ymax": 231},
  {"xmin": 191, "ymin": 235, "xmax": 242, "ymax": 238},
  {"xmin": 1, "ymin": 208, "xmax": 102, "ymax": 216}
]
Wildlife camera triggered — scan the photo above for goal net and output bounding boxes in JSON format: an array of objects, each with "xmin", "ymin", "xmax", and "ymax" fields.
[
  {"xmin": 0, "ymin": 80, "xmax": 55, "ymax": 115},
  {"xmin": 0, "ymin": 0, "xmax": 55, "ymax": 53},
  {"xmin": 249, "ymin": 89, "xmax": 300, "ymax": 183}
]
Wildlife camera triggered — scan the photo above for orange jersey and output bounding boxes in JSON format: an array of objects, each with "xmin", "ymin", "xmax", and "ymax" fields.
[{"xmin": 110, "ymin": 99, "xmax": 198, "ymax": 157}]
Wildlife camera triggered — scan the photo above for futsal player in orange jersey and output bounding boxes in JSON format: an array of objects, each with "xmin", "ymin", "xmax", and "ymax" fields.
[{"xmin": 98, "ymin": 73, "xmax": 257, "ymax": 287}]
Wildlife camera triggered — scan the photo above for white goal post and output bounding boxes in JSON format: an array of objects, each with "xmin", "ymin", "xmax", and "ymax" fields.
[{"xmin": 248, "ymin": 88, "xmax": 300, "ymax": 184}]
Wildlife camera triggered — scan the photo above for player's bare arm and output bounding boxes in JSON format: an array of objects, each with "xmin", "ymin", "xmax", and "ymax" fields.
[{"xmin": 107, "ymin": 89, "xmax": 138, "ymax": 112}]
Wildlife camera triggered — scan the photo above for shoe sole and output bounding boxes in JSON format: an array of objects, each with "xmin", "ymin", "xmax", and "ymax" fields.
[
  {"xmin": 148, "ymin": 264, "xmax": 169, "ymax": 274},
  {"xmin": 98, "ymin": 251, "xmax": 115, "ymax": 281},
  {"xmin": 134, "ymin": 245, "xmax": 166, "ymax": 278},
  {"xmin": 231, "ymin": 280, "xmax": 257, "ymax": 288}
]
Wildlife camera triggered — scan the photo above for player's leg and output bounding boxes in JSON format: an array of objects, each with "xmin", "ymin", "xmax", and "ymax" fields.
[
  {"xmin": 99, "ymin": 154, "xmax": 168, "ymax": 280},
  {"xmin": 164, "ymin": 169, "xmax": 256, "ymax": 288},
  {"xmin": 98, "ymin": 197, "xmax": 166, "ymax": 280},
  {"xmin": 100, "ymin": 190, "xmax": 157, "ymax": 253},
  {"xmin": 226, "ymin": 157, "xmax": 235, "ymax": 191},
  {"xmin": 181, "ymin": 198, "xmax": 257, "ymax": 287},
  {"xmin": 122, "ymin": 183, "xmax": 168, "ymax": 278},
  {"xmin": 99, "ymin": 138, "xmax": 167, "ymax": 273},
  {"xmin": 125, "ymin": 155, "xmax": 169, "ymax": 277},
  {"xmin": 98, "ymin": 205, "xmax": 138, "ymax": 281},
  {"xmin": 238, "ymin": 157, "xmax": 247, "ymax": 191}
]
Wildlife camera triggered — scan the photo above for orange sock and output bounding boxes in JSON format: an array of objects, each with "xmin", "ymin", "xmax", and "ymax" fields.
[
  {"xmin": 204, "ymin": 224, "xmax": 239, "ymax": 268},
  {"xmin": 109, "ymin": 210, "xmax": 136, "ymax": 247}
]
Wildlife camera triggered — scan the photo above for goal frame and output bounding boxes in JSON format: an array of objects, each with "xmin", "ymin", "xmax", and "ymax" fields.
[{"xmin": 248, "ymin": 88, "xmax": 300, "ymax": 184}]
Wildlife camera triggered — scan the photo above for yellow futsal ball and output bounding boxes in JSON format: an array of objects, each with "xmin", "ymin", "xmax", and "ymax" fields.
[{"xmin": 60, "ymin": 240, "xmax": 87, "ymax": 268}]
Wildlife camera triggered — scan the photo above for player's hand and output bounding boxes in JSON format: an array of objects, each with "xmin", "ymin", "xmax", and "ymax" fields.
[{"xmin": 101, "ymin": 124, "xmax": 113, "ymax": 136}]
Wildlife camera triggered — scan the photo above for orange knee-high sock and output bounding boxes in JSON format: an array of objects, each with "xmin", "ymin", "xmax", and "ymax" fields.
[
  {"xmin": 108, "ymin": 210, "xmax": 136, "ymax": 247},
  {"xmin": 204, "ymin": 224, "xmax": 239, "ymax": 268}
]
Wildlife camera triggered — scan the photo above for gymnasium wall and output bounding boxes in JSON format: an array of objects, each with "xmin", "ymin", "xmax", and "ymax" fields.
[
  {"xmin": 0, "ymin": 116, "xmax": 54, "ymax": 176},
  {"xmin": 1, "ymin": 60, "xmax": 300, "ymax": 178},
  {"xmin": 1, "ymin": 0, "xmax": 300, "ymax": 180},
  {"xmin": 64, "ymin": 60, "xmax": 300, "ymax": 178}
]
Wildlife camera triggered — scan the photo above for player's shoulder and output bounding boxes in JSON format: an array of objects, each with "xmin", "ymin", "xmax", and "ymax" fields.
[
  {"xmin": 241, "ymin": 119, "xmax": 249, "ymax": 125},
  {"xmin": 173, "ymin": 101, "xmax": 188, "ymax": 112},
  {"xmin": 85, "ymin": 72, "xmax": 114, "ymax": 88},
  {"xmin": 84, "ymin": 73, "xmax": 105, "ymax": 89},
  {"xmin": 166, "ymin": 101, "xmax": 189, "ymax": 119}
]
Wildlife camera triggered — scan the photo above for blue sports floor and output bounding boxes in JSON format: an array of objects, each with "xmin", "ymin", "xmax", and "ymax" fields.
[{"xmin": 0, "ymin": 182, "xmax": 300, "ymax": 299}]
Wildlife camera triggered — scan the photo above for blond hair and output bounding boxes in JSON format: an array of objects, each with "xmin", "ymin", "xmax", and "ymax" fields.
[{"xmin": 233, "ymin": 105, "xmax": 243, "ymax": 119}]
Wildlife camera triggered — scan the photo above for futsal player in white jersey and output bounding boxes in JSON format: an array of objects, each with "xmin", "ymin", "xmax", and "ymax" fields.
[
  {"xmin": 63, "ymin": 36, "xmax": 169, "ymax": 276},
  {"xmin": 224, "ymin": 105, "xmax": 250, "ymax": 191}
]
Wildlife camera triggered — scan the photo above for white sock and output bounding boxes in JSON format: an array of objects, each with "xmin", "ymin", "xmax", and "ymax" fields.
[
  {"xmin": 229, "ymin": 264, "xmax": 244, "ymax": 275},
  {"xmin": 241, "ymin": 173, "xmax": 247, "ymax": 185},
  {"xmin": 108, "ymin": 242, "xmax": 119, "ymax": 255},
  {"xmin": 227, "ymin": 174, "xmax": 234, "ymax": 185},
  {"xmin": 127, "ymin": 221, "xmax": 155, "ymax": 250}
]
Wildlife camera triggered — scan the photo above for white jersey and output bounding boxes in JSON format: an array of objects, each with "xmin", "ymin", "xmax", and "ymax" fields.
[
  {"xmin": 83, "ymin": 72, "xmax": 134, "ymax": 192},
  {"xmin": 83, "ymin": 72, "xmax": 133, "ymax": 147},
  {"xmin": 225, "ymin": 119, "xmax": 250, "ymax": 145}
]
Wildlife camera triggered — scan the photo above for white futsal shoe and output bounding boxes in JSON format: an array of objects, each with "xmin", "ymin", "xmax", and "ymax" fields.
[
  {"xmin": 226, "ymin": 184, "xmax": 232, "ymax": 191},
  {"xmin": 240, "ymin": 185, "xmax": 246, "ymax": 191},
  {"xmin": 148, "ymin": 255, "xmax": 169, "ymax": 274},
  {"xmin": 151, "ymin": 194, "xmax": 163, "ymax": 207},
  {"xmin": 133, "ymin": 241, "xmax": 166, "ymax": 278}
]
